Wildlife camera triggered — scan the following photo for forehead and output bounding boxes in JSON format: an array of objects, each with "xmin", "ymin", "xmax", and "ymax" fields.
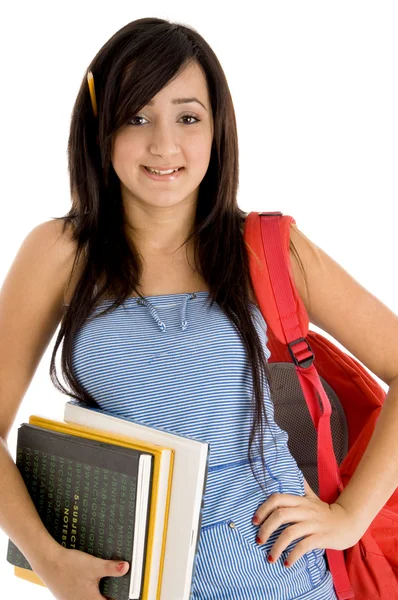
[{"xmin": 146, "ymin": 62, "xmax": 209, "ymax": 107}]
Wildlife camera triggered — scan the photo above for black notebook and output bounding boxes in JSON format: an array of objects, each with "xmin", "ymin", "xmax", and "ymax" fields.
[{"xmin": 6, "ymin": 423, "xmax": 153, "ymax": 600}]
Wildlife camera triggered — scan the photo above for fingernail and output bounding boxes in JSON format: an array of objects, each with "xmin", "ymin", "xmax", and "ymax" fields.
[
  {"xmin": 284, "ymin": 560, "xmax": 289, "ymax": 567},
  {"xmin": 252, "ymin": 515, "xmax": 259, "ymax": 524},
  {"xmin": 255, "ymin": 536, "xmax": 262, "ymax": 544},
  {"xmin": 117, "ymin": 562, "xmax": 126, "ymax": 572},
  {"xmin": 267, "ymin": 554, "xmax": 274, "ymax": 562}
]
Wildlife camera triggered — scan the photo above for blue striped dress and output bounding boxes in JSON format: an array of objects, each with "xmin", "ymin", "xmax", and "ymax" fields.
[{"xmin": 71, "ymin": 290, "xmax": 337, "ymax": 600}]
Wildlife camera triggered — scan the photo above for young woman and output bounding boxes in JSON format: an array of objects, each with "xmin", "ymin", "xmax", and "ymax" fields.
[{"xmin": 1, "ymin": 16, "xmax": 398, "ymax": 600}]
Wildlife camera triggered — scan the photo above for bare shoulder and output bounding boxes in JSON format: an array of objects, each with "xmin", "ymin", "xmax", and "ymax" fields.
[
  {"xmin": 0, "ymin": 217, "xmax": 84, "ymax": 342},
  {"xmin": 48, "ymin": 218, "xmax": 84, "ymax": 307},
  {"xmin": 31, "ymin": 218, "xmax": 82, "ymax": 309},
  {"xmin": 0, "ymin": 217, "xmax": 81, "ymax": 327}
]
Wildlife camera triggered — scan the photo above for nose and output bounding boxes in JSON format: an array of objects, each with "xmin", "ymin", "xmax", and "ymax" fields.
[{"xmin": 149, "ymin": 121, "xmax": 180, "ymax": 156}]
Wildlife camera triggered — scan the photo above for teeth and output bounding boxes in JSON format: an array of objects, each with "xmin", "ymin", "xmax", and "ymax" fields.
[{"xmin": 145, "ymin": 167, "xmax": 180, "ymax": 175}]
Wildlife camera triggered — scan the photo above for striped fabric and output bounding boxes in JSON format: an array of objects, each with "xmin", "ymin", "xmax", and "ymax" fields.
[{"xmin": 71, "ymin": 291, "xmax": 337, "ymax": 600}]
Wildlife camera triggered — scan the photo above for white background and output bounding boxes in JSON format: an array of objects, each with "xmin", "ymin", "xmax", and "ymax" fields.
[{"xmin": 0, "ymin": 1, "xmax": 397, "ymax": 597}]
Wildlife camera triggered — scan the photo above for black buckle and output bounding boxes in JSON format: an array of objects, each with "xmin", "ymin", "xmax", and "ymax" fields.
[
  {"xmin": 259, "ymin": 211, "xmax": 283, "ymax": 217},
  {"xmin": 288, "ymin": 338, "xmax": 314, "ymax": 368}
]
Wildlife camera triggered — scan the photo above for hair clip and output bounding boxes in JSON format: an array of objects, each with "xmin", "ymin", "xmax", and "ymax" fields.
[{"xmin": 87, "ymin": 70, "xmax": 98, "ymax": 117}]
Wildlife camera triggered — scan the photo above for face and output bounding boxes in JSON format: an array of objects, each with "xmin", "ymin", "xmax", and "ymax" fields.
[{"xmin": 111, "ymin": 62, "xmax": 214, "ymax": 213}]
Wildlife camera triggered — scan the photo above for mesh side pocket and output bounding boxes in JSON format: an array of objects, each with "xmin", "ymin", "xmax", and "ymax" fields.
[{"xmin": 269, "ymin": 362, "xmax": 348, "ymax": 495}]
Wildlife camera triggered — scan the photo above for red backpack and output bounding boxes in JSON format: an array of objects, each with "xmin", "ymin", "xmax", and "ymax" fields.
[{"xmin": 244, "ymin": 211, "xmax": 398, "ymax": 600}]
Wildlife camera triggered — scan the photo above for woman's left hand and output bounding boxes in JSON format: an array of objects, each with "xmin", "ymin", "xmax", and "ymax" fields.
[{"xmin": 252, "ymin": 477, "xmax": 364, "ymax": 567}]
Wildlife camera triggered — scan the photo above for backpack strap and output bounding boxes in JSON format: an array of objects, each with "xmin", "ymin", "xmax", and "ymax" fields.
[
  {"xmin": 244, "ymin": 211, "xmax": 310, "ymax": 344},
  {"xmin": 244, "ymin": 211, "xmax": 354, "ymax": 600}
]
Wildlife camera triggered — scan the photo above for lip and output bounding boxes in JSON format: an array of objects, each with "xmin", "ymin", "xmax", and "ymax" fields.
[
  {"xmin": 144, "ymin": 165, "xmax": 183, "ymax": 170},
  {"xmin": 141, "ymin": 165, "xmax": 184, "ymax": 181}
]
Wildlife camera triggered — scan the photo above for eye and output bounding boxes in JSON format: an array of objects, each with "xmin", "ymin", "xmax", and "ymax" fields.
[
  {"xmin": 128, "ymin": 114, "xmax": 201, "ymax": 126},
  {"xmin": 181, "ymin": 114, "xmax": 200, "ymax": 125}
]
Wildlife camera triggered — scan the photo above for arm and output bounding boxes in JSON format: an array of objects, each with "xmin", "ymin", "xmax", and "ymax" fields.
[
  {"xmin": 0, "ymin": 219, "xmax": 75, "ymax": 569},
  {"xmin": 289, "ymin": 222, "xmax": 398, "ymax": 531}
]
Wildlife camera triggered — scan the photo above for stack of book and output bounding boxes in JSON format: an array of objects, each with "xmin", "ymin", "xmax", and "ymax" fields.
[{"xmin": 6, "ymin": 400, "xmax": 209, "ymax": 600}]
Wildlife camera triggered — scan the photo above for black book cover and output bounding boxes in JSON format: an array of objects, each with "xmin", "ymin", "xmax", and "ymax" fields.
[{"xmin": 6, "ymin": 423, "xmax": 153, "ymax": 600}]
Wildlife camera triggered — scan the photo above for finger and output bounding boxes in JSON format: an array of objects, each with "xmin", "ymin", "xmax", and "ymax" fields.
[
  {"xmin": 101, "ymin": 559, "xmax": 130, "ymax": 578},
  {"xmin": 266, "ymin": 522, "xmax": 311, "ymax": 563},
  {"xmin": 256, "ymin": 506, "xmax": 312, "ymax": 546},
  {"xmin": 284, "ymin": 535, "xmax": 321, "ymax": 567},
  {"xmin": 253, "ymin": 493, "xmax": 304, "ymax": 524}
]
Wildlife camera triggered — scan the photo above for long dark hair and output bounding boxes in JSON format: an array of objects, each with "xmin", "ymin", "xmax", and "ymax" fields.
[{"xmin": 49, "ymin": 17, "xmax": 306, "ymax": 494}]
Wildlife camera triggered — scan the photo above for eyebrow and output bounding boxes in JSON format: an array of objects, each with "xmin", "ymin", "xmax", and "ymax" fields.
[{"xmin": 147, "ymin": 97, "xmax": 208, "ymax": 112}]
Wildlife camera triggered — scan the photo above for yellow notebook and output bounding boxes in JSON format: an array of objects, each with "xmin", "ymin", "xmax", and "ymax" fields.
[{"xmin": 11, "ymin": 415, "xmax": 174, "ymax": 600}]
